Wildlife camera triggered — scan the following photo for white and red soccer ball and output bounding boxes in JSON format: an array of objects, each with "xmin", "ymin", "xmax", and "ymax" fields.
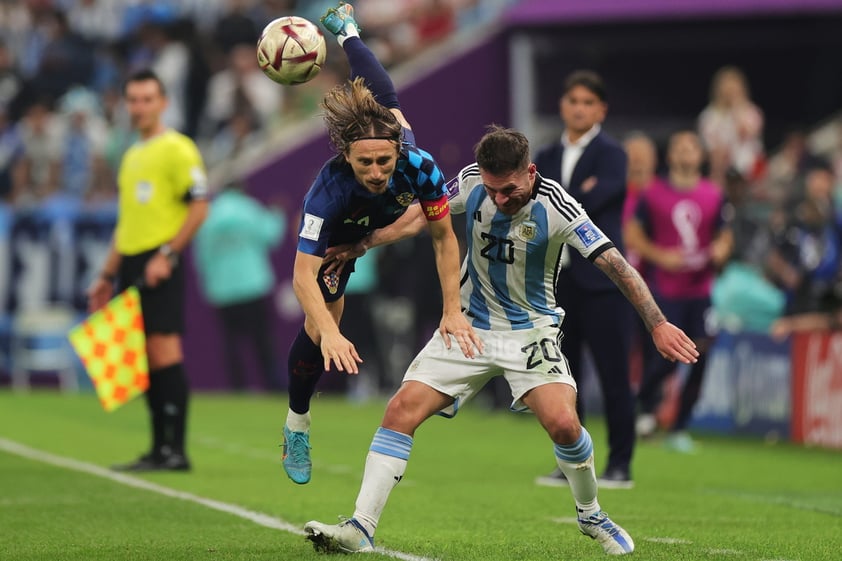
[{"xmin": 256, "ymin": 16, "xmax": 327, "ymax": 86}]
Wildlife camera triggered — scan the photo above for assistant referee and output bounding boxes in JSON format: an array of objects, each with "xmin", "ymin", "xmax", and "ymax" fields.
[{"xmin": 87, "ymin": 69, "xmax": 209, "ymax": 472}]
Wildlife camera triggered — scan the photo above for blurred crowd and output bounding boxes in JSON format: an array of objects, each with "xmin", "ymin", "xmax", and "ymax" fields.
[
  {"xmin": 626, "ymin": 65, "xmax": 842, "ymax": 337},
  {"xmin": 0, "ymin": 0, "xmax": 514, "ymax": 210}
]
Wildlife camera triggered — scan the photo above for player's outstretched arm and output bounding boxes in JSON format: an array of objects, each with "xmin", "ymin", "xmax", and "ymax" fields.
[
  {"xmin": 428, "ymin": 215, "xmax": 483, "ymax": 358},
  {"xmin": 593, "ymin": 247, "xmax": 699, "ymax": 364},
  {"xmin": 293, "ymin": 250, "xmax": 362, "ymax": 373},
  {"xmin": 323, "ymin": 204, "xmax": 428, "ymax": 274}
]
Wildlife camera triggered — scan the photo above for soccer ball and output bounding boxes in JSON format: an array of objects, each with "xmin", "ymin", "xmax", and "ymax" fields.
[{"xmin": 256, "ymin": 16, "xmax": 327, "ymax": 85}]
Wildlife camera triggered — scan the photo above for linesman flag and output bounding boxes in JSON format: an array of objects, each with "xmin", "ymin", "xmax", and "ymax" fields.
[{"xmin": 68, "ymin": 287, "xmax": 149, "ymax": 412}]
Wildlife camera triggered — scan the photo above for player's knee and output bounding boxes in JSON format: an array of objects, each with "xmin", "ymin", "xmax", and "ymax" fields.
[
  {"xmin": 381, "ymin": 394, "xmax": 429, "ymax": 433},
  {"xmin": 545, "ymin": 412, "xmax": 580, "ymax": 445}
]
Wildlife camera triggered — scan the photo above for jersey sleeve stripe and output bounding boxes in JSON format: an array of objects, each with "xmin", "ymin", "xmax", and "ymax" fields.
[
  {"xmin": 460, "ymin": 163, "xmax": 481, "ymax": 182},
  {"xmin": 538, "ymin": 184, "xmax": 580, "ymax": 221},
  {"xmin": 586, "ymin": 241, "xmax": 615, "ymax": 262}
]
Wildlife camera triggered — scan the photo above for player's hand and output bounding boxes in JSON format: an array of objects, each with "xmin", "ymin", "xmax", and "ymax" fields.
[
  {"xmin": 439, "ymin": 311, "xmax": 484, "ymax": 359},
  {"xmin": 86, "ymin": 277, "xmax": 114, "ymax": 313},
  {"xmin": 319, "ymin": 331, "xmax": 363, "ymax": 374},
  {"xmin": 651, "ymin": 322, "xmax": 699, "ymax": 363},
  {"xmin": 323, "ymin": 243, "xmax": 366, "ymax": 274},
  {"xmin": 144, "ymin": 253, "xmax": 172, "ymax": 288}
]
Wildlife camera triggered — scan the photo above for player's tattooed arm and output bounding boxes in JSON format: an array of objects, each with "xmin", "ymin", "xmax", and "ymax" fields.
[{"xmin": 593, "ymin": 247, "xmax": 666, "ymax": 332}]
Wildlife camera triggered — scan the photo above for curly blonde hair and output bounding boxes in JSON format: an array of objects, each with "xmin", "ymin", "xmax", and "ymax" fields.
[{"xmin": 321, "ymin": 77, "xmax": 403, "ymax": 155}]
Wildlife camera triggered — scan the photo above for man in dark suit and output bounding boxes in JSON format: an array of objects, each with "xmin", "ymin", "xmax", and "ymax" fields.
[{"xmin": 534, "ymin": 70, "xmax": 635, "ymax": 489}]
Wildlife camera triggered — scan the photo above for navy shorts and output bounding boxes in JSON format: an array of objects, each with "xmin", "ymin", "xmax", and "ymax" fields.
[
  {"xmin": 118, "ymin": 248, "xmax": 185, "ymax": 335},
  {"xmin": 318, "ymin": 258, "xmax": 356, "ymax": 303}
]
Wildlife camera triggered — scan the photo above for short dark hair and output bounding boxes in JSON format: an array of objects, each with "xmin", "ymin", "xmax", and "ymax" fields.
[
  {"xmin": 563, "ymin": 70, "xmax": 606, "ymax": 102},
  {"xmin": 123, "ymin": 68, "xmax": 167, "ymax": 96},
  {"xmin": 474, "ymin": 125, "xmax": 531, "ymax": 175}
]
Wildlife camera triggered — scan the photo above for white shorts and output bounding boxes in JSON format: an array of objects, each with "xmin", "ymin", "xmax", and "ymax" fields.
[{"xmin": 402, "ymin": 325, "xmax": 577, "ymax": 417}]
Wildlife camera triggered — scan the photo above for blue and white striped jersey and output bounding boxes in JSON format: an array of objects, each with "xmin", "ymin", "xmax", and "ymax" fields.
[{"xmin": 448, "ymin": 164, "xmax": 614, "ymax": 331}]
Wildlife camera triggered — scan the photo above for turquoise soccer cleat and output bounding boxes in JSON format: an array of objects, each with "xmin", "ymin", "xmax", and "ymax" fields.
[
  {"xmin": 320, "ymin": 2, "xmax": 360, "ymax": 37},
  {"xmin": 282, "ymin": 425, "xmax": 312, "ymax": 484}
]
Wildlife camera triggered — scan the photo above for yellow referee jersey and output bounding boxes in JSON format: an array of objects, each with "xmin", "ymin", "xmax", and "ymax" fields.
[{"xmin": 116, "ymin": 130, "xmax": 208, "ymax": 255}]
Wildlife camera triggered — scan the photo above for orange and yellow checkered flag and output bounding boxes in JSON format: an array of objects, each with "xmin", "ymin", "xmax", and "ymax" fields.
[{"xmin": 68, "ymin": 287, "xmax": 149, "ymax": 412}]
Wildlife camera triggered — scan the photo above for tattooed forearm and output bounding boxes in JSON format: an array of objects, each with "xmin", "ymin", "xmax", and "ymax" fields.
[{"xmin": 594, "ymin": 247, "xmax": 666, "ymax": 332}]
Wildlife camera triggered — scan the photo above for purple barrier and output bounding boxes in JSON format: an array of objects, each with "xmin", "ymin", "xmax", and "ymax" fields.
[{"xmin": 505, "ymin": 0, "xmax": 842, "ymax": 25}]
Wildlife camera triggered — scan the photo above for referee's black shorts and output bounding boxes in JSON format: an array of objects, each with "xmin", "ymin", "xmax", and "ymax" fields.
[{"xmin": 118, "ymin": 247, "xmax": 185, "ymax": 335}]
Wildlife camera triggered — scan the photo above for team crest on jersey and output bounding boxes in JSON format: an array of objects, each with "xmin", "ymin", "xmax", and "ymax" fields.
[
  {"xmin": 322, "ymin": 271, "xmax": 339, "ymax": 295},
  {"xmin": 574, "ymin": 220, "xmax": 603, "ymax": 247},
  {"xmin": 396, "ymin": 192, "xmax": 415, "ymax": 207},
  {"xmin": 519, "ymin": 221, "xmax": 538, "ymax": 241}
]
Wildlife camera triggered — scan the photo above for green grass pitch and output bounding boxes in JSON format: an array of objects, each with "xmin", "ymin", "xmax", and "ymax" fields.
[{"xmin": 1, "ymin": 390, "xmax": 840, "ymax": 560}]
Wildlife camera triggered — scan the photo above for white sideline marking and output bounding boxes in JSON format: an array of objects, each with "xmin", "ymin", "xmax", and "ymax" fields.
[
  {"xmin": 643, "ymin": 537, "xmax": 693, "ymax": 545},
  {"xmin": 0, "ymin": 437, "xmax": 437, "ymax": 561}
]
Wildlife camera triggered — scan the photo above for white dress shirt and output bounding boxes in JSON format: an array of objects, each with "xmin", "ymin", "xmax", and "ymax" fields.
[{"xmin": 560, "ymin": 123, "xmax": 601, "ymax": 188}]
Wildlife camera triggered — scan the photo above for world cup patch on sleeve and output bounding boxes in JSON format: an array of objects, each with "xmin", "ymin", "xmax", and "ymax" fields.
[
  {"xmin": 300, "ymin": 213, "xmax": 324, "ymax": 241},
  {"xmin": 445, "ymin": 177, "xmax": 460, "ymax": 199},
  {"xmin": 574, "ymin": 221, "xmax": 603, "ymax": 247}
]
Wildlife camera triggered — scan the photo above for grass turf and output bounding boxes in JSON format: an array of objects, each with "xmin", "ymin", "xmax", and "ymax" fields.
[{"xmin": 1, "ymin": 390, "xmax": 840, "ymax": 560}]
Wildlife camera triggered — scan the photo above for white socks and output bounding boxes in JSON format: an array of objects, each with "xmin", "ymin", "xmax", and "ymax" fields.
[
  {"xmin": 285, "ymin": 408, "xmax": 310, "ymax": 433},
  {"xmin": 353, "ymin": 450, "xmax": 407, "ymax": 536},
  {"xmin": 352, "ymin": 428, "xmax": 414, "ymax": 536},
  {"xmin": 553, "ymin": 427, "xmax": 600, "ymax": 518},
  {"xmin": 337, "ymin": 23, "xmax": 359, "ymax": 46}
]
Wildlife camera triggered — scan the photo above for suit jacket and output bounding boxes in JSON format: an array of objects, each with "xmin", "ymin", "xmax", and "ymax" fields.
[{"xmin": 534, "ymin": 130, "xmax": 628, "ymax": 293}]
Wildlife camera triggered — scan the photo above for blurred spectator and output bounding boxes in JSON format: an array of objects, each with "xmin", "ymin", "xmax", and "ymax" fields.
[
  {"xmin": 0, "ymin": 105, "xmax": 23, "ymax": 203},
  {"xmin": 0, "ymin": 40, "xmax": 26, "ymax": 121},
  {"xmin": 212, "ymin": 0, "xmax": 262, "ymax": 59},
  {"xmin": 621, "ymin": 131, "xmax": 658, "ymax": 394},
  {"xmin": 56, "ymin": 86, "xmax": 108, "ymax": 199},
  {"xmin": 194, "ymin": 181, "xmax": 286, "ymax": 391},
  {"xmin": 30, "ymin": 8, "xmax": 96, "ymax": 104},
  {"xmin": 711, "ymin": 168, "xmax": 786, "ymax": 333},
  {"xmin": 698, "ymin": 65, "xmax": 765, "ymax": 186},
  {"xmin": 764, "ymin": 127, "xmax": 825, "ymax": 206},
  {"xmin": 205, "ymin": 108, "xmax": 263, "ymax": 163},
  {"xmin": 16, "ymin": 99, "xmax": 63, "ymax": 205},
  {"xmin": 66, "ymin": 0, "xmax": 124, "ymax": 45},
  {"xmin": 131, "ymin": 17, "xmax": 190, "ymax": 132},
  {"xmin": 770, "ymin": 307, "xmax": 842, "ymax": 339},
  {"xmin": 766, "ymin": 160, "xmax": 842, "ymax": 316},
  {"xmin": 622, "ymin": 131, "xmax": 658, "ymax": 273},
  {"xmin": 412, "ymin": 0, "xmax": 456, "ymax": 48},
  {"xmin": 203, "ymin": 43, "xmax": 283, "ymax": 136},
  {"xmin": 625, "ymin": 130, "xmax": 730, "ymax": 452}
]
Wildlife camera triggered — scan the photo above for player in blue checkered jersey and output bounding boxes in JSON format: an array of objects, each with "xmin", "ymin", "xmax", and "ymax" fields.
[
  {"xmin": 282, "ymin": 3, "xmax": 483, "ymax": 485},
  {"xmin": 305, "ymin": 126, "xmax": 699, "ymax": 555}
]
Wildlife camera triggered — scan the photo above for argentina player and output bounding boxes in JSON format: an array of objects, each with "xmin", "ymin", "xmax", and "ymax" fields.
[
  {"xmin": 282, "ymin": 3, "xmax": 482, "ymax": 486},
  {"xmin": 305, "ymin": 125, "xmax": 699, "ymax": 556}
]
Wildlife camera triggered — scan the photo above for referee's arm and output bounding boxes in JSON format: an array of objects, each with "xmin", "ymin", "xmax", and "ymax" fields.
[
  {"xmin": 166, "ymin": 198, "xmax": 209, "ymax": 254},
  {"xmin": 143, "ymin": 198, "xmax": 209, "ymax": 288}
]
